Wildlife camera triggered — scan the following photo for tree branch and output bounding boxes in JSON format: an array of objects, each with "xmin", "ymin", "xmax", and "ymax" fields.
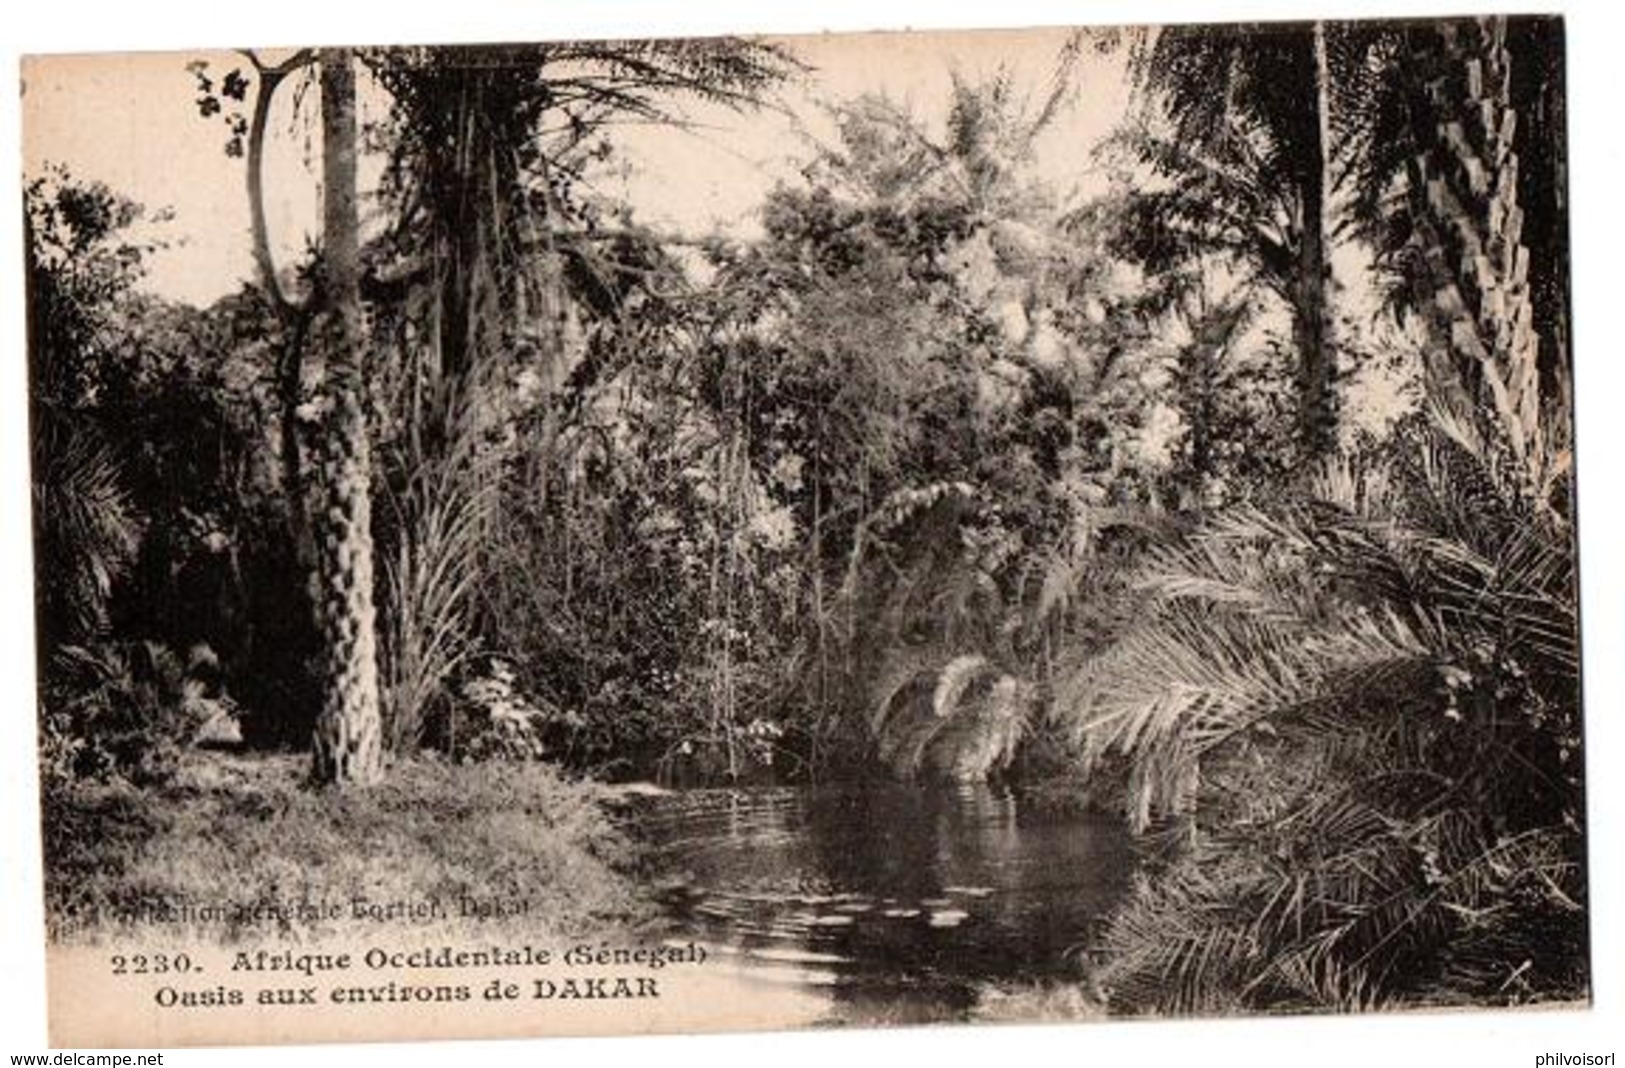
[{"xmin": 239, "ymin": 48, "xmax": 316, "ymax": 318}]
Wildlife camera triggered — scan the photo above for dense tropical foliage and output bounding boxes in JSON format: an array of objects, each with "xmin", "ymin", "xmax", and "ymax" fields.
[{"xmin": 28, "ymin": 16, "xmax": 1581, "ymax": 1012}]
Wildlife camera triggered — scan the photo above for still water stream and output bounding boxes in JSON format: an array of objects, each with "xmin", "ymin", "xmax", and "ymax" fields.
[{"xmin": 624, "ymin": 782, "xmax": 1134, "ymax": 1024}]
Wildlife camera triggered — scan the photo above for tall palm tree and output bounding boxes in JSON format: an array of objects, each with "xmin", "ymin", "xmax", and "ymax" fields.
[
  {"xmin": 361, "ymin": 40, "xmax": 798, "ymax": 753},
  {"xmin": 1329, "ymin": 16, "xmax": 1568, "ymax": 500},
  {"xmin": 1065, "ymin": 16, "xmax": 1583, "ymax": 1012},
  {"xmin": 370, "ymin": 39, "xmax": 799, "ymax": 400},
  {"xmin": 1117, "ymin": 21, "xmax": 1337, "ymax": 462},
  {"xmin": 309, "ymin": 48, "xmax": 384, "ymax": 786}
]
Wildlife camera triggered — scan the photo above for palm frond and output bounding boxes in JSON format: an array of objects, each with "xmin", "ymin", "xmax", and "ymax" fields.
[
  {"xmin": 34, "ymin": 417, "xmax": 142, "ymax": 643},
  {"xmin": 378, "ymin": 402, "xmax": 499, "ymax": 753}
]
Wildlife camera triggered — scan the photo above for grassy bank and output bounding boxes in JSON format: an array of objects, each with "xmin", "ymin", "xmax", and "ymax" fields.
[{"xmin": 42, "ymin": 751, "xmax": 649, "ymax": 944}]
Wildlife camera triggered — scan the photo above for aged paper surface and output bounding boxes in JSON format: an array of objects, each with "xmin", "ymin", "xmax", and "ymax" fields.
[{"xmin": 13, "ymin": 3, "xmax": 1609, "ymax": 1061}]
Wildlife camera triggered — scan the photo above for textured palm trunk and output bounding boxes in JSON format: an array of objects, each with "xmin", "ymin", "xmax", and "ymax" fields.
[
  {"xmin": 1292, "ymin": 213, "xmax": 1333, "ymax": 460},
  {"xmin": 1180, "ymin": 300, "xmax": 1249, "ymax": 507},
  {"xmin": 310, "ymin": 48, "xmax": 385, "ymax": 787},
  {"xmin": 1183, "ymin": 342, "xmax": 1216, "ymax": 506},
  {"xmin": 1294, "ymin": 21, "xmax": 1336, "ymax": 463},
  {"xmin": 1406, "ymin": 17, "xmax": 1543, "ymax": 478}
]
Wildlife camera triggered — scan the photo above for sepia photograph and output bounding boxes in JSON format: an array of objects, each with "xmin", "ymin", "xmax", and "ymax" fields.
[{"xmin": 6, "ymin": 0, "xmax": 1615, "ymax": 1060}]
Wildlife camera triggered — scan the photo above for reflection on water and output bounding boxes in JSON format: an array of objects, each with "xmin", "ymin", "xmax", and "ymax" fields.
[{"xmin": 626, "ymin": 782, "xmax": 1133, "ymax": 1024}]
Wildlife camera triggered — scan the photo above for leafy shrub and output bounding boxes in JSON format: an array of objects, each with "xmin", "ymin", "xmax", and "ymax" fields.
[{"xmin": 449, "ymin": 658, "xmax": 573, "ymax": 763}]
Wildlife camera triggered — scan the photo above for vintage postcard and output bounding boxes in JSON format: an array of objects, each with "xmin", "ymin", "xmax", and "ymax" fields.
[{"xmin": 20, "ymin": 10, "xmax": 1589, "ymax": 1052}]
